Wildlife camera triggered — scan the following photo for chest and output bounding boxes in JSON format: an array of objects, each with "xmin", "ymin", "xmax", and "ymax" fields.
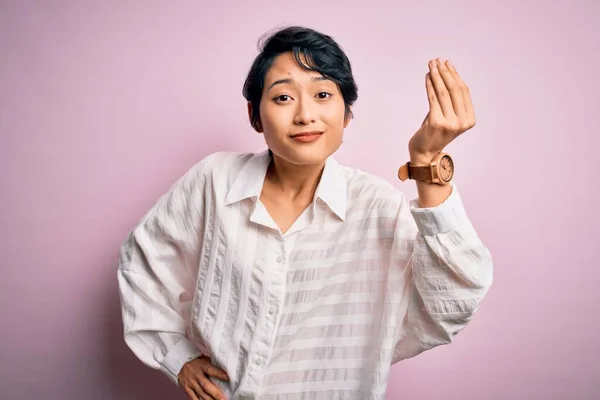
[{"xmin": 259, "ymin": 194, "xmax": 313, "ymax": 235}]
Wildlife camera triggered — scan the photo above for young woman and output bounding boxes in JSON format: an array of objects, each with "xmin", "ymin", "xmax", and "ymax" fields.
[{"xmin": 117, "ymin": 26, "xmax": 493, "ymax": 400}]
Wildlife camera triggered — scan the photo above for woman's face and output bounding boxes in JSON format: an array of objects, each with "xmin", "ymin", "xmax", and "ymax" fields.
[{"xmin": 250, "ymin": 51, "xmax": 350, "ymax": 166}]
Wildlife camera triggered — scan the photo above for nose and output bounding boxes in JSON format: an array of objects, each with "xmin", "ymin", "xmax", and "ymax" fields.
[{"xmin": 293, "ymin": 97, "xmax": 316, "ymax": 125}]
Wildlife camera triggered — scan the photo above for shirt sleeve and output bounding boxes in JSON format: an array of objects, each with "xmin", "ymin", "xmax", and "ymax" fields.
[
  {"xmin": 391, "ymin": 182, "xmax": 494, "ymax": 362},
  {"xmin": 117, "ymin": 165, "xmax": 207, "ymax": 385}
]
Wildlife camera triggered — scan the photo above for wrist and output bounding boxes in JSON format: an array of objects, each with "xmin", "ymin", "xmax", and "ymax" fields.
[{"xmin": 409, "ymin": 151, "xmax": 437, "ymax": 166}]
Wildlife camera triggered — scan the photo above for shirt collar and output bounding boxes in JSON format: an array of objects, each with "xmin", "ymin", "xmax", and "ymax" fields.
[
  {"xmin": 224, "ymin": 150, "xmax": 347, "ymax": 221},
  {"xmin": 313, "ymin": 156, "xmax": 347, "ymax": 221}
]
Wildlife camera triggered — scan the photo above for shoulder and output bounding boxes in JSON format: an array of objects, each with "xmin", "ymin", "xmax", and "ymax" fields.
[
  {"xmin": 181, "ymin": 151, "xmax": 254, "ymax": 183},
  {"xmin": 153, "ymin": 151, "xmax": 253, "ymax": 205}
]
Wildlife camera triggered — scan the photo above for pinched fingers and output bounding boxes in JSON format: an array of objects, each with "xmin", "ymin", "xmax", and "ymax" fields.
[
  {"xmin": 428, "ymin": 59, "xmax": 454, "ymax": 119},
  {"xmin": 426, "ymin": 58, "xmax": 475, "ymax": 135},
  {"xmin": 445, "ymin": 60, "xmax": 476, "ymax": 125}
]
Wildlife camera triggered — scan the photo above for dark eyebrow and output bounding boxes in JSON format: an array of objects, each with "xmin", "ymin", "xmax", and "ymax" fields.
[{"xmin": 266, "ymin": 76, "xmax": 331, "ymax": 92}]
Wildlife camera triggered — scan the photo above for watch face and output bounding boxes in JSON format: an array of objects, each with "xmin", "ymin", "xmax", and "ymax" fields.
[{"xmin": 439, "ymin": 155, "xmax": 454, "ymax": 182}]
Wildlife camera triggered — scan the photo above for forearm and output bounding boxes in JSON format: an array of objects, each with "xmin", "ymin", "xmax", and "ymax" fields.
[
  {"xmin": 118, "ymin": 267, "xmax": 202, "ymax": 385},
  {"xmin": 411, "ymin": 227, "xmax": 493, "ymax": 331},
  {"xmin": 391, "ymin": 184, "xmax": 493, "ymax": 362},
  {"xmin": 118, "ymin": 223, "xmax": 202, "ymax": 384},
  {"xmin": 408, "ymin": 185, "xmax": 493, "ymax": 342}
]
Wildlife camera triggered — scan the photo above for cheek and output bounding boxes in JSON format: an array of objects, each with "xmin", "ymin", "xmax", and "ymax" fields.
[
  {"xmin": 261, "ymin": 103, "xmax": 289, "ymax": 129},
  {"xmin": 327, "ymin": 104, "xmax": 348, "ymax": 128},
  {"xmin": 330, "ymin": 97, "xmax": 347, "ymax": 119}
]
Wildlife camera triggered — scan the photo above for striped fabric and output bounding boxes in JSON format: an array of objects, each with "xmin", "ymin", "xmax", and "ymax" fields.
[{"xmin": 117, "ymin": 150, "xmax": 493, "ymax": 399}]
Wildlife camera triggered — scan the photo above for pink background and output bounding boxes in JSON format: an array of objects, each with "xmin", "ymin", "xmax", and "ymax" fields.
[{"xmin": 1, "ymin": 1, "xmax": 598, "ymax": 399}]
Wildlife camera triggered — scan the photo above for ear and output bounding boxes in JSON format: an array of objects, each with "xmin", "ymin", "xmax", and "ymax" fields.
[
  {"xmin": 247, "ymin": 102, "xmax": 263, "ymax": 133},
  {"xmin": 343, "ymin": 111, "xmax": 352, "ymax": 129}
]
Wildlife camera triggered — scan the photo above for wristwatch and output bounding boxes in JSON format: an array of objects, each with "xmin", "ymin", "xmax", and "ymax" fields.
[{"xmin": 397, "ymin": 152, "xmax": 454, "ymax": 185}]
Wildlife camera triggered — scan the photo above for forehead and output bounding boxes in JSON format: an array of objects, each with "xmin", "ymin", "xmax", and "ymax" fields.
[{"xmin": 265, "ymin": 52, "xmax": 324, "ymax": 82}]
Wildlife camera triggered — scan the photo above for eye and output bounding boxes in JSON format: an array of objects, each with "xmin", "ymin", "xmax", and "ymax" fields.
[
  {"xmin": 274, "ymin": 94, "xmax": 291, "ymax": 103},
  {"xmin": 316, "ymin": 92, "xmax": 332, "ymax": 99}
]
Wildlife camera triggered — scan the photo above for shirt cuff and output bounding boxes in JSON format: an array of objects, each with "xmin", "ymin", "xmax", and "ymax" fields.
[
  {"xmin": 160, "ymin": 338, "xmax": 203, "ymax": 386},
  {"xmin": 409, "ymin": 182, "xmax": 469, "ymax": 236}
]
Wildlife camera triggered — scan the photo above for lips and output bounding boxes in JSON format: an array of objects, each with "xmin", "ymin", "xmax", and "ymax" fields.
[
  {"xmin": 290, "ymin": 131, "xmax": 323, "ymax": 143},
  {"xmin": 290, "ymin": 131, "xmax": 323, "ymax": 138}
]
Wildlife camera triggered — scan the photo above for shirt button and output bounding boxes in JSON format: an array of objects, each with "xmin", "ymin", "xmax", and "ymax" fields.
[
  {"xmin": 255, "ymin": 358, "xmax": 263, "ymax": 365},
  {"xmin": 276, "ymin": 256, "xmax": 283, "ymax": 263},
  {"xmin": 268, "ymin": 307, "xmax": 276, "ymax": 314}
]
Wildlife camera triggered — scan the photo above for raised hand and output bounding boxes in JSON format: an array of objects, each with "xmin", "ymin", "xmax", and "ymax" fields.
[{"xmin": 408, "ymin": 58, "xmax": 476, "ymax": 164}]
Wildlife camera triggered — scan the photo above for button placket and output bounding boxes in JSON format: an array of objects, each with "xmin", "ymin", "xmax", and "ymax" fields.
[
  {"xmin": 252, "ymin": 238, "xmax": 278, "ymax": 375},
  {"xmin": 250, "ymin": 235, "xmax": 286, "ymax": 376}
]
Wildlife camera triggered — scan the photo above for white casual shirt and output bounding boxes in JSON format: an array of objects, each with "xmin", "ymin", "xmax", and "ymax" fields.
[{"xmin": 117, "ymin": 150, "xmax": 493, "ymax": 399}]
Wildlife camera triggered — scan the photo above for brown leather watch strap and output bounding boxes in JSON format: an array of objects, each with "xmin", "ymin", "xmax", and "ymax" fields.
[{"xmin": 408, "ymin": 163, "xmax": 432, "ymax": 182}]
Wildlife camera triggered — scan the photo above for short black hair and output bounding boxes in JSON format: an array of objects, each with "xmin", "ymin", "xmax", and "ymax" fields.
[{"xmin": 242, "ymin": 26, "xmax": 358, "ymax": 131}]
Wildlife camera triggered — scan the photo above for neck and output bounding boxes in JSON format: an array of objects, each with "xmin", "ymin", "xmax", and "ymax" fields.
[{"xmin": 265, "ymin": 153, "xmax": 325, "ymax": 203}]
